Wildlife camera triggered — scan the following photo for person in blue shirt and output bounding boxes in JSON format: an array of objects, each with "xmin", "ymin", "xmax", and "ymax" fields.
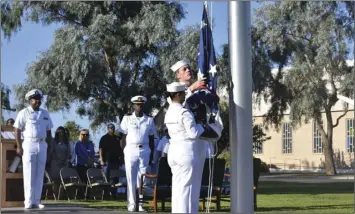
[{"xmin": 75, "ymin": 129, "xmax": 95, "ymax": 183}]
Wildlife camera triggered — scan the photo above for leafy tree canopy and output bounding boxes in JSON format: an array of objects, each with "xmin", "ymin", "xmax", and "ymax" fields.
[
  {"xmin": 63, "ymin": 120, "xmax": 82, "ymax": 143},
  {"xmin": 4, "ymin": 1, "xmax": 188, "ymax": 130}
]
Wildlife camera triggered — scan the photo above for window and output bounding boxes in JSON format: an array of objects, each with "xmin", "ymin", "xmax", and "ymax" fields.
[
  {"xmin": 346, "ymin": 119, "xmax": 354, "ymax": 153},
  {"xmin": 282, "ymin": 123, "xmax": 292, "ymax": 153},
  {"xmin": 253, "ymin": 124, "xmax": 263, "ymax": 154},
  {"xmin": 313, "ymin": 120, "xmax": 323, "ymax": 153}
]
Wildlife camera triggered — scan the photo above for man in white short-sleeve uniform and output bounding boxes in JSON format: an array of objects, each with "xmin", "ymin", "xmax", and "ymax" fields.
[
  {"xmin": 13, "ymin": 89, "xmax": 53, "ymax": 209},
  {"xmin": 119, "ymin": 95, "xmax": 157, "ymax": 212}
]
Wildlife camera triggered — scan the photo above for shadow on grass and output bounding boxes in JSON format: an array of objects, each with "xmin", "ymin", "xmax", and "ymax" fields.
[
  {"xmin": 88, "ymin": 205, "xmax": 128, "ymax": 210},
  {"xmin": 257, "ymin": 181, "xmax": 354, "ymax": 195}
]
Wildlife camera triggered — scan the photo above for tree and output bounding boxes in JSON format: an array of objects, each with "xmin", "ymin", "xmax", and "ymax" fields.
[
  {"xmin": 254, "ymin": 2, "xmax": 354, "ymax": 175},
  {"xmin": 63, "ymin": 121, "xmax": 82, "ymax": 143},
  {"xmin": 1, "ymin": 83, "xmax": 16, "ymax": 124},
  {"xmin": 4, "ymin": 1, "xmax": 187, "ymax": 130},
  {"xmin": 1, "ymin": 0, "xmax": 23, "ymax": 40},
  {"xmin": 1, "ymin": 84, "xmax": 11, "ymax": 111}
]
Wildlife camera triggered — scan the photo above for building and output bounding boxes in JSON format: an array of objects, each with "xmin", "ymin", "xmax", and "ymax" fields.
[
  {"xmin": 253, "ymin": 99, "xmax": 354, "ymax": 171},
  {"xmin": 253, "ymin": 60, "xmax": 355, "ymax": 172}
]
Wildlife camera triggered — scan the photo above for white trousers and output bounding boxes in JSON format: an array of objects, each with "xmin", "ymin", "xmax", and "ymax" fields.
[
  {"xmin": 168, "ymin": 145, "xmax": 205, "ymax": 213},
  {"xmin": 22, "ymin": 141, "xmax": 47, "ymax": 207},
  {"xmin": 124, "ymin": 144, "xmax": 150, "ymax": 208}
]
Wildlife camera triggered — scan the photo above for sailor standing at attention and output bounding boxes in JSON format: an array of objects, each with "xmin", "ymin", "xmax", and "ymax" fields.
[
  {"xmin": 13, "ymin": 89, "xmax": 53, "ymax": 209},
  {"xmin": 164, "ymin": 82, "xmax": 218, "ymax": 213},
  {"xmin": 119, "ymin": 95, "xmax": 157, "ymax": 212}
]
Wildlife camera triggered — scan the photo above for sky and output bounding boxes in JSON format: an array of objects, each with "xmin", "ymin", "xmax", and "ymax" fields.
[{"xmin": 1, "ymin": 2, "xmax": 353, "ymax": 149}]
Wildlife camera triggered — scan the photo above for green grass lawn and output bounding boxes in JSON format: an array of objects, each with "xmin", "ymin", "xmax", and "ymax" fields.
[{"xmin": 46, "ymin": 181, "xmax": 354, "ymax": 213}]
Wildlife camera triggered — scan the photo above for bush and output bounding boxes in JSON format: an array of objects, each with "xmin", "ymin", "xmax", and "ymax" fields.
[
  {"xmin": 217, "ymin": 151, "xmax": 270, "ymax": 173},
  {"xmin": 260, "ymin": 161, "xmax": 270, "ymax": 173}
]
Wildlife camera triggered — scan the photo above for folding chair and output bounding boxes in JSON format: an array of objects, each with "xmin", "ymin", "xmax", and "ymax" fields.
[
  {"xmin": 58, "ymin": 167, "xmax": 86, "ymax": 201},
  {"xmin": 43, "ymin": 170, "xmax": 57, "ymax": 201},
  {"xmin": 109, "ymin": 169, "xmax": 127, "ymax": 196},
  {"xmin": 86, "ymin": 168, "xmax": 112, "ymax": 200}
]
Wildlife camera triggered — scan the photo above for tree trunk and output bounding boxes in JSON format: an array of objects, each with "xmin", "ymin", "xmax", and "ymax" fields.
[{"xmin": 323, "ymin": 122, "xmax": 336, "ymax": 175}]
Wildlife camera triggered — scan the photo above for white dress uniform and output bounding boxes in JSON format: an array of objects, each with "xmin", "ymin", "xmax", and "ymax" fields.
[
  {"xmin": 13, "ymin": 89, "xmax": 53, "ymax": 209},
  {"xmin": 120, "ymin": 95, "xmax": 157, "ymax": 211},
  {"xmin": 164, "ymin": 82, "xmax": 206, "ymax": 213}
]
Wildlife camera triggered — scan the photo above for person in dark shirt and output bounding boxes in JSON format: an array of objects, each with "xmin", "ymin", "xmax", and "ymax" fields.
[{"xmin": 99, "ymin": 123, "xmax": 123, "ymax": 181}]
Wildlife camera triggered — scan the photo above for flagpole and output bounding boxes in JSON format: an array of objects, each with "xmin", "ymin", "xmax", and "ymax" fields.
[
  {"xmin": 210, "ymin": 1, "xmax": 212, "ymax": 32},
  {"xmin": 228, "ymin": 1, "xmax": 254, "ymax": 214}
]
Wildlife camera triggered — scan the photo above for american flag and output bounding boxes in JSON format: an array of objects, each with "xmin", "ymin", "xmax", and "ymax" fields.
[{"xmin": 197, "ymin": 2, "xmax": 218, "ymax": 93}]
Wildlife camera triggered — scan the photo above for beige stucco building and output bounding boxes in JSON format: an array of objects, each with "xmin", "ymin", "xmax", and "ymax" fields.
[
  {"xmin": 253, "ymin": 110, "xmax": 354, "ymax": 171},
  {"xmin": 252, "ymin": 60, "xmax": 355, "ymax": 172}
]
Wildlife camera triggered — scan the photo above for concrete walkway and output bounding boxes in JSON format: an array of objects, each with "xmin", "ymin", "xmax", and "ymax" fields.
[{"xmin": 1, "ymin": 204, "xmax": 130, "ymax": 214}]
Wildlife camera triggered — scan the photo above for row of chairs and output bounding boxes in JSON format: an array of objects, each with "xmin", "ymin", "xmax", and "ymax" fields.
[
  {"xmin": 43, "ymin": 167, "xmax": 127, "ymax": 201},
  {"xmin": 43, "ymin": 158, "xmax": 227, "ymax": 213}
]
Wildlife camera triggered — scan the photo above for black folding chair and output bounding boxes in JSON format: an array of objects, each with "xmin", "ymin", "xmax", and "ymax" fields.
[
  {"xmin": 86, "ymin": 168, "xmax": 112, "ymax": 200},
  {"xmin": 58, "ymin": 167, "xmax": 86, "ymax": 201}
]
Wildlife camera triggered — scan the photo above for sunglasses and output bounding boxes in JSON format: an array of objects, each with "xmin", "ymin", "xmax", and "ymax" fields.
[
  {"xmin": 81, "ymin": 133, "xmax": 89, "ymax": 136},
  {"xmin": 108, "ymin": 127, "xmax": 114, "ymax": 129}
]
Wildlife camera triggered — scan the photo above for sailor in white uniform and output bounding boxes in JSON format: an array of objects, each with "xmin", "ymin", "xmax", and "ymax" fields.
[
  {"xmin": 169, "ymin": 59, "xmax": 206, "ymax": 103},
  {"xmin": 13, "ymin": 89, "xmax": 53, "ymax": 209},
  {"xmin": 170, "ymin": 59, "xmax": 219, "ymax": 158},
  {"xmin": 164, "ymin": 82, "xmax": 218, "ymax": 213},
  {"xmin": 156, "ymin": 127, "xmax": 170, "ymax": 158},
  {"xmin": 119, "ymin": 95, "xmax": 157, "ymax": 212}
]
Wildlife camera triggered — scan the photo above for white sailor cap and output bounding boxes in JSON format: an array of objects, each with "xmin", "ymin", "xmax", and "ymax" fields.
[
  {"xmin": 25, "ymin": 89, "xmax": 43, "ymax": 101},
  {"xmin": 131, "ymin": 95, "xmax": 147, "ymax": 104},
  {"xmin": 170, "ymin": 59, "xmax": 190, "ymax": 72},
  {"xmin": 166, "ymin": 82, "xmax": 186, "ymax": 93}
]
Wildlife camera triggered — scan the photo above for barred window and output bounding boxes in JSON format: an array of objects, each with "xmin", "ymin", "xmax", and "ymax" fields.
[
  {"xmin": 313, "ymin": 120, "xmax": 323, "ymax": 153},
  {"xmin": 282, "ymin": 123, "xmax": 292, "ymax": 153},
  {"xmin": 346, "ymin": 119, "xmax": 354, "ymax": 153}
]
